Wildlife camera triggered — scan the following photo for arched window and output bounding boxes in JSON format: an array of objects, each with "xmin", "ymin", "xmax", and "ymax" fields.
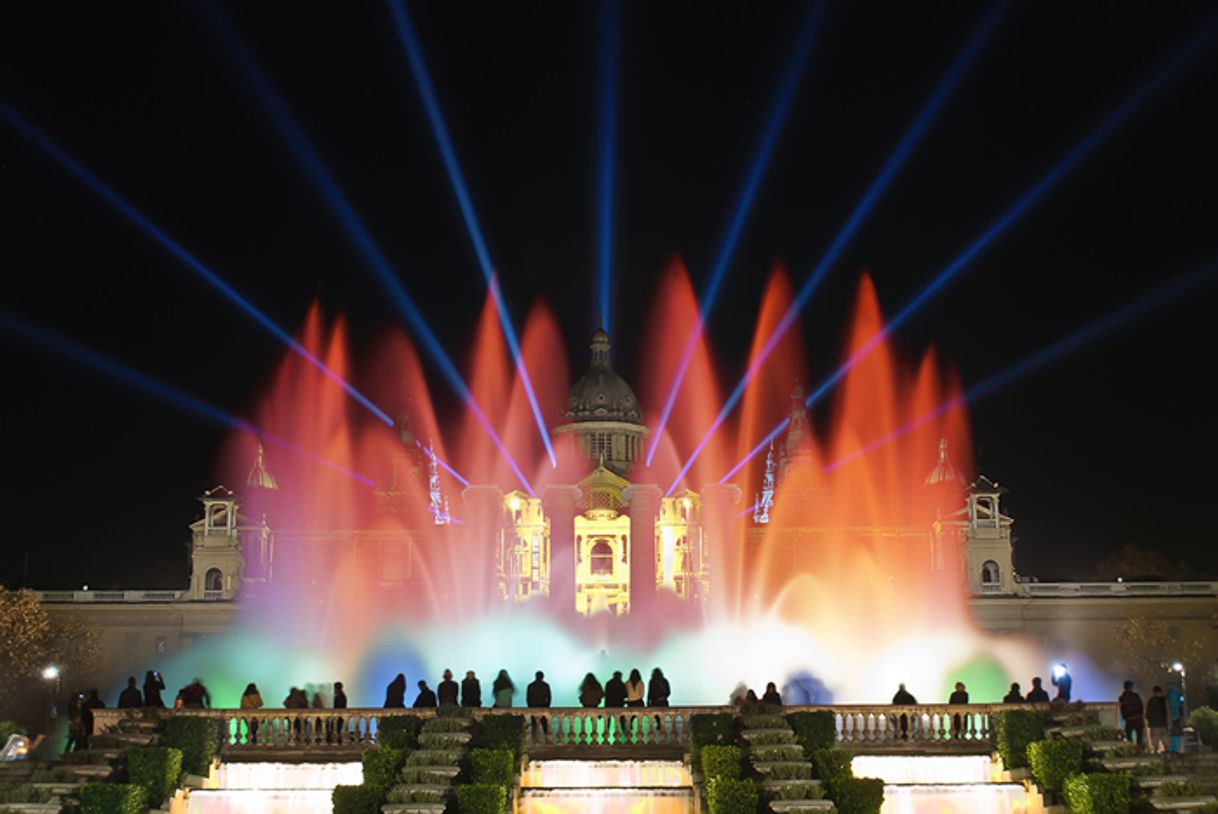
[
  {"xmin": 589, "ymin": 541, "xmax": 614, "ymax": 576},
  {"xmin": 205, "ymin": 568, "xmax": 224, "ymax": 592},
  {"xmin": 981, "ymin": 560, "xmax": 1000, "ymax": 585}
]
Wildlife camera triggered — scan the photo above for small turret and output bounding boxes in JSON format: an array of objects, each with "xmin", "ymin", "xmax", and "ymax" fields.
[{"xmin": 246, "ymin": 442, "xmax": 278, "ymax": 490}]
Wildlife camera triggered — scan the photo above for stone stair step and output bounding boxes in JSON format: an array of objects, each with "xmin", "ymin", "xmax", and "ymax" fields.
[
  {"xmin": 0, "ymin": 804, "xmax": 62, "ymax": 814},
  {"xmin": 383, "ymin": 804, "xmax": 447, "ymax": 814},
  {"xmin": 768, "ymin": 800, "xmax": 834, "ymax": 813},
  {"xmin": 751, "ymin": 761, "xmax": 814, "ymax": 779},
  {"xmin": 1149, "ymin": 796, "xmax": 1218, "ymax": 811},
  {"xmin": 58, "ymin": 764, "xmax": 114, "ymax": 779},
  {"xmin": 1137, "ymin": 775, "xmax": 1193, "ymax": 788},
  {"xmin": 1103, "ymin": 756, "xmax": 1163, "ymax": 771}
]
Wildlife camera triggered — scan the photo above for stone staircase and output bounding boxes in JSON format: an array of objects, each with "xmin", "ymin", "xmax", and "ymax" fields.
[
  {"xmin": 383, "ymin": 716, "xmax": 474, "ymax": 814},
  {"xmin": 739, "ymin": 714, "xmax": 832, "ymax": 813}
]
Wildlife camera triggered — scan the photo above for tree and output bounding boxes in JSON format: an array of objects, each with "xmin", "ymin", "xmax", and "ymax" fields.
[
  {"xmin": 1117, "ymin": 616, "xmax": 1210, "ymax": 700},
  {"xmin": 0, "ymin": 587, "xmax": 100, "ymax": 733},
  {"xmin": 1093, "ymin": 543, "xmax": 1193, "ymax": 582}
]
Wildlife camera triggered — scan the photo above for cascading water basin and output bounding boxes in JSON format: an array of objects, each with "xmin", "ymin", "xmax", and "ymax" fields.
[
  {"xmin": 519, "ymin": 760, "xmax": 693, "ymax": 814},
  {"xmin": 185, "ymin": 761, "xmax": 363, "ymax": 814},
  {"xmin": 852, "ymin": 755, "xmax": 1044, "ymax": 814}
]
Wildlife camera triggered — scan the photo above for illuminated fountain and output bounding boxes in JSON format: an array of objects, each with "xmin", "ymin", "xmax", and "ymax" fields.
[{"xmin": 163, "ymin": 259, "xmax": 1045, "ymax": 708}]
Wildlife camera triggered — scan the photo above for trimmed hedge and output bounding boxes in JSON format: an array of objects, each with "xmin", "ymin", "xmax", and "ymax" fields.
[
  {"xmin": 1062, "ymin": 772, "xmax": 1130, "ymax": 814},
  {"xmin": 454, "ymin": 782, "xmax": 507, "ymax": 814},
  {"xmin": 362, "ymin": 746, "xmax": 406, "ymax": 789},
  {"xmin": 690, "ymin": 713, "xmax": 736, "ymax": 766},
  {"xmin": 476, "ymin": 714, "xmax": 526, "ymax": 762},
  {"xmin": 470, "ymin": 747, "xmax": 515, "ymax": 786},
  {"xmin": 127, "ymin": 745, "xmax": 183, "ymax": 805},
  {"xmin": 1189, "ymin": 706, "xmax": 1218, "ymax": 747},
  {"xmin": 377, "ymin": 716, "xmax": 423, "ymax": 750},
  {"xmin": 701, "ymin": 745, "xmax": 744, "ymax": 782},
  {"xmin": 831, "ymin": 777, "xmax": 885, "ymax": 814},
  {"xmin": 811, "ymin": 748, "xmax": 854, "ymax": 789},
  {"xmin": 80, "ymin": 783, "xmax": 147, "ymax": 814},
  {"xmin": 706, "ymin": 776, "xmax": 759, "ymax": 814},
  {"xmin": 993, "ymin": 710, "xmax": 1044, "ymax": 769},
  {"xmin": 1027, "ymin": 738, "xmax": 1083, "ymax": 794},
  {"xmin": 164, "ymin": 716, "xmax": 223, "ymax": 775},
  {"xmin": 332, "ymin": 784, "xmax": 385, "ymax": 814},
  {"xmin": 787, "ymin": 711, "xmax": 837, "ymax": 757}
]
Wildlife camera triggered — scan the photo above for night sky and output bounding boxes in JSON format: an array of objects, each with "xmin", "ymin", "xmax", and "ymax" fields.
[{"xmin": 2, "ymin": 2, "xmax": 1216, "ymax": 590}]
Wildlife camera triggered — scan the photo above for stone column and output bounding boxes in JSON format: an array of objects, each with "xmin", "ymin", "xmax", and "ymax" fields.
[
  {"xmin": 700, "ymin": 483, "xmax": 742, "ymax": 616},
  {"xmin": 542, "ymin": 484, "xmax": 582, "ymax": 615},
  {"xmin": 462, "ymin": 485, "xmax": 503, "ymax": 614},
  {"xmin": 623, "ymin": 484, "xmax": 661, "ymax": 616}
]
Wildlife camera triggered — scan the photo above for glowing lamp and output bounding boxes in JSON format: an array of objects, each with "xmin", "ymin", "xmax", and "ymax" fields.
[
  {"xmin": 1052, "ymin": 663, "xmax": 1068, "ymax": 679},
  {"xmin": 1172, "ymin": 662, "xmax": 1184, "ymax": 673},
  {"xmin": 42, "ymin": 666, "xmax": 59, "ymax": 680}
]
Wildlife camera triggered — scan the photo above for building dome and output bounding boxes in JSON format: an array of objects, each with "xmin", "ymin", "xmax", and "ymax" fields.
[{"xmin": 566, "ymin": 329, "xmax": 643, "ymax": 424}]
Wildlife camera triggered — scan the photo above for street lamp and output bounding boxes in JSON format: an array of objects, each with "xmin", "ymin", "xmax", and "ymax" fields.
[
  {"xmin": 1171, "ymin": 662, "xmax": 1187, "ymax": 716},
  {"xmin": 41, "ymin": 666, "xmax": 59, "ymax": 681}
]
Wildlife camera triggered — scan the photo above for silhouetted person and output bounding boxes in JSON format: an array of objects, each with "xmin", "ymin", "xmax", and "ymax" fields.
[
  {"xmin": 414, "ymin": 680, "xmax": 437, "ymax": 708},
  {"xmin": 1119, "ymin": 680, "xmax": 1144, "ymax": 748},
  {"xmin": 892, "ymin": 683, "xmax": 916, "ymax": 740},
  {"xmin": 730, "ymin": 682, "xmax": 749, "ymax": 707},
  {"xmin": 284, "ymin": 687, "xmax": 308, "ymax": 708},
  {"xmin": 949, "ymin": 682, "xmax": 968, "ymax": 738},
  {"xmin": 1052, "ymin": 666, "xmax": 1072, "ymax": 702},
  {"xmin": 81, "ymin": 688, "xmax": 105, "ymax": 748},
  {"xmin": 330, "ymin": 682, "xmax": 347, "ymax": 744},
  {"xmin": 384, "ymin": 673, "xmax": 406, "ymax": 708},
  {"xmin": 761, "ymin": 682, "xmax": 782, "ymax": 706},
  {"xmin": 117, "ymin": 677, "xmax": 142, "ymax": 709},
  {"xmin": 1003, "ymin": 683, "xmax": 1024, "ymax": 703},
  {"xmin": 493, "ymin": 670, "xmax": 515, "ymax": 708},
  {"xmin": 64, "ymin": 692, "xmax": 84, "ymax": 754},
  {"xmin": 180, "ymin": 678, "xmax": 211, "ymax": 709},
  {"xmin": 461, "ymin": 671, "xmax": 482, "ymax": 707},
  {"xmin": 1026, "ymin": 677, "xmax": 1050, "ymax": 703},
  {"xmin": 438, "ymin": 669, "xmax": 459, "ymax": 706},
  {"xmin": 605, "ymin": 671, "xmax": 627, "ymax": 707},
  {"xmin": 527, "ymin": 671, "xmax": 552, "ymax": 740},
  {"xmin": 580, "ymin": 673, "xmax": 604, "ymax": 707},
  {"xmin": 143, "ymin": 670, "xmax": 165, "ymax": 708},
  {"xmin": 1147, "ymin": 685, "xmax": 1169, "ymax": 753},
  {"xmin": 745, "ymin": 689, "xmax": 759, "ymax": 705},
  {"xmin": 647, "ymin": 668, "xmax": 670, "ymax": 707},
  {"xmin": 625, "ymin": 669, "xmax": 645, "ymax": 707},
  {"xmin": 241, "ymin": 683, "xmax": 263, "ymax": 744}
]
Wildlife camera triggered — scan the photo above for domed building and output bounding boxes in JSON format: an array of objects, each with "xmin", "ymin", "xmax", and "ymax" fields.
[{"xmin": 552, "ymin": 327, "xmax": 647, "ymax": 476}]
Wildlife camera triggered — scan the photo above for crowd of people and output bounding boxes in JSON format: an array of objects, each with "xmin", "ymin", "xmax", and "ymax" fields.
[
  {"xmin": 380, "ymin": 667, "xmax": 673, "ymax": 709},
  {"xmin": 76, "ymin": 663, "xmax": 1189, "ymax": 755}
]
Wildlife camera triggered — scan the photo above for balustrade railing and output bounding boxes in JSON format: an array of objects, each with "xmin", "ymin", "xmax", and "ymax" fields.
[{"xmin": 93, "ymin": 702, "xmax": 1117, "ymax": 752}]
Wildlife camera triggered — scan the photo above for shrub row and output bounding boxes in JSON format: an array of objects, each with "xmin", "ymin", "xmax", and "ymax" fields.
[
  {"xmin": 706, "ymin": 776, "xmax": 758, "ymax": 814},
  {"xmin": 701, "ymin": 744, "xmax": 743, "ymax": 783},
  {"xmin": 993, "ymin": 710, "xmax": 1045, "ymax": 769},
  {"xmin": 164, "ymin": 716, "xmax": 223, "ymax": 776},
  {"xmin": 377, "ymin": 716, "xmax": 423, "ymax": 750},
  {"xmin": 470, "ymin": 747, "xmax": 515, "ymax": 786},
  {"xmin": 1027, "ymin": 738, "xmax": 1083, "ymax": 794},
  {"xmin": 476, "ymin": 714, "xmax": 525, "ymax": 763},
  {"xmin": 361, "ymin": 746, "xmax": 407, "ymax": 789},
  {"xmin": 80, "ymin": 783, "xmax": 146, "ymax": 814},
  {"xmin": 454, "ymin": 783, "xmax": 507, "ymax": 814},
  {"xmin": 690, "ymin": 713, "xmax": 736, "ymax": 766},
  {"xmin": 786, "ymin": 711, "xmax": 836, "ymax": 757},
  {"xmin": 127, "ymin": 745, "xmax": 183, "ymax": 806},
  {"xmin": 332, "ymin": 784, "xmax": 384, "ymax": 814},
  {"xmin": 1062, "ymin": 772, "xmax": 1130, "ymax": 814}
]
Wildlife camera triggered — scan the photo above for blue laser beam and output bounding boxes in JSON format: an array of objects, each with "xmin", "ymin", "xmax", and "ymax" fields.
[
  {"xmin": 0, "ymin": 101, "xmax": 394, "ymax": 429},
  {"xmin": 646, "ymin": 0, "xmax": 826, "ymax": 466},
  {"xmin": 207, "ymin": 9, "xmax": 536, "ymax": 494},
  {"xmin": 387, "ymin": 0, "xmax": 556, "ymax": 469},
  {"xmin": 595, "ymin": 0, "xmax": 620, "ymax": 334},
  {"xmin": 662, "ymin": 0, "xmax": 1009, "ymax": 487},
  {"xmin": 0, "ymin": 311, "xmax": 377, "ymax": 487},
  {"xmin": 701, "ymin": 16, "xmax": 1217, "ymax": 491},
  {"xmin": 822, "ymin": 259, "xmax": 1218, "ymax": 474}
]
